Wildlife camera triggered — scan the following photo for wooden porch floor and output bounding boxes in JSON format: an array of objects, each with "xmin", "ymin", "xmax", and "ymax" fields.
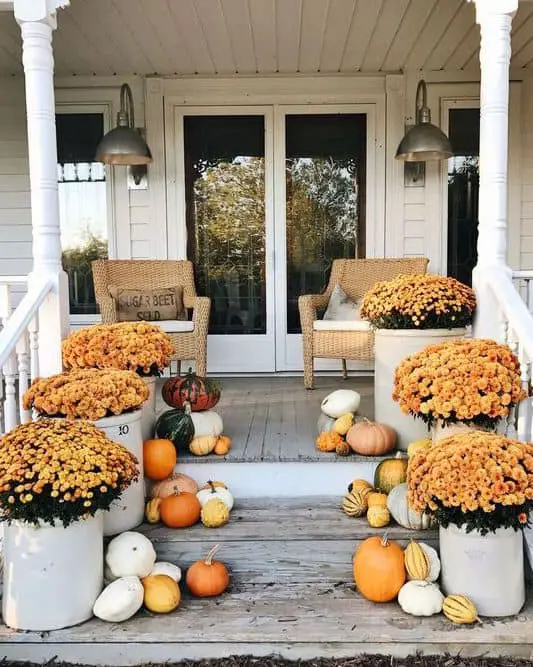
[{"xmin": 156, "ymin": 376, "xmax": 374, "ymax": 463}]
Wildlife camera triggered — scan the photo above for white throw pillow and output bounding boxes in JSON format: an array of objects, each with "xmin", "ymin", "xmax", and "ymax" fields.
[{"xmin": 323, "ymin": 284, "xmax": 361, "ymax": 321}]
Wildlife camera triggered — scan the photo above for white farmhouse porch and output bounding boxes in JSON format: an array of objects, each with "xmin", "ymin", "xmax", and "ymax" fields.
[{"xmin": 2, "ymin": 0, "xmax": 533, "ymax": 662}]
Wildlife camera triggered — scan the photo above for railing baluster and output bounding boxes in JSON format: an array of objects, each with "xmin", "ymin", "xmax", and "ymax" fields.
[
  {"xmin": 28, "ymin": 315, "xmax": 39, "ymax": 380},
  {"xmin": 16, "ymin": 332, "xmax": 30, "ymax": 423},
  {"xmin": 0, "ymin": 369, "xmax": 4, "ymax": 435},
  {"xmin": 3, "ymin": 350, "xmax": 17, "ymax": 433}
]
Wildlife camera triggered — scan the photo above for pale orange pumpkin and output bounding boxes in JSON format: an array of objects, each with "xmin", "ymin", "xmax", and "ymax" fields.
[
  {"xmin": 186, "ymin": 545, "xmax": 230, "ymax": 598},
  {"xmin": 150, "ymin": 473, "xmax": 198, "ymax": 499},
  {"xmin": 346, "ymin": 420, "xmax": 397, "ymax": 456},
  {"xmin": 160, "ymin": 492, "xmax": 201, "ymax": 528},
  {"xmin": 143, "ymin": 439, "xmax": 177, "ymax": 481},
  {"xmin": 214, "ymin": 436, "xmax": 232, "ymax": 456},
  {"xmin": 353, "ymin": 533, "xmax": 405, "ymax": 602}
]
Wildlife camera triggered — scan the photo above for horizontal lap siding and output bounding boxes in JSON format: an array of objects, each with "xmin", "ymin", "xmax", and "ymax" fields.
[
  {"xmin": 129, "ymin": 188, "xmax": 151, "ymax": 259},
  {"xmin": 403, "ymin": 187, "xmax": 426, "ymax": 258},
  {"xmin": 521, "ymin": 80, "xmax": 533, "ymax": 270}
]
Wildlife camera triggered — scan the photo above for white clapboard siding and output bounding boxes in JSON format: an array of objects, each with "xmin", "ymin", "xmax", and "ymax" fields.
[{"xmin": 521, "ymin": 79, "xmax": 533, "ymax": 270}]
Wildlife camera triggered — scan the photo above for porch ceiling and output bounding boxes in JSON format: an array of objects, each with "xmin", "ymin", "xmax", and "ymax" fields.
[{"xmin": 0, "ymin": 0, "xmax": 533, "ymax": 78}]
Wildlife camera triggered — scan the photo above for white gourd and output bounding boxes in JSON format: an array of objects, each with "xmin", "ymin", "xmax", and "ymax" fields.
[
  {"xmin": 320, "ymin": 390, "xmax": 361, "ymax": 418},
  {"xmin": 191, "ymin": 410, "xmax": 224, "ymax": 437},
  {"xmin": 418, "ymin": 543, "xmax": 440, "ymax": 583},
  {"xmin": 93, "ymin": 576, "xmax": 144, "ymax": 622},
  {"xmin": 398, "ymin": 581, "xmax": 444, "ymax": 616},
  {"xmin": 106, "ymin": 531, "xmax": 156, "ymax": 578},
  {"xmin": 150, "ymin": 561, "xmax": 182, "ymax": 583},
  {"xmin": 104, "ymin": 563, "xmax": 118, "ymax": 585},
  {"xmin": 387, "ymin": 483, "xmax": 436, "ymax": 531},
  {"xmin": 196, "ymin": 486, "xmax": 234, "ymax": 511},
  {"xmin": 317, "ymin": 413, "xmax": 336, "ymax": 435}
]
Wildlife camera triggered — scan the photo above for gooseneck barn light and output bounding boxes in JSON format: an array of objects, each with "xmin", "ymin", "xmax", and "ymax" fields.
[
  {"xmin": 396, "ymin": 79, "xmax": 453, "ymax": 162},
  {"xmin": 95, "ymin": 83, "xmax": 152, "ymax": 166}
]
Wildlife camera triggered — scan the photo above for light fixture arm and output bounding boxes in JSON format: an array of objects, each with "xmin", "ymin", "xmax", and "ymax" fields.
[
  {"xmin": 117, "ymin": 83, "xmax": 135, "ymax": 129},
  {"xmin": 415, "ymin": 80, "xmax": 431, "ymax": 125}
]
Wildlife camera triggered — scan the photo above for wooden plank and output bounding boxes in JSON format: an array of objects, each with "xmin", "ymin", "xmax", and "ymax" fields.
[
  {"xmin": 319, "ymin": 0, "xmax": 357, "ymax": 73},
  {"xmin": 166, "ymin": 0, "xmax": 216, "ymax": 75},
  {"xmin": 220, "ymin": 0, "xmax": 257, "ymax": 74},
  {"xmin": 404, "ymin": 0, "xmax": 462, "ymax": 70},
  {"xmin": 194, "ymin": 0, "xmax": 236, "ymax": 75},
  {"xmin": 298, "ymin": 0, "xmax": 330, "ymax": 73},
  {"xmin": 360, "ymin": 0, "xmax": 410, "ymax": 72},
  {"xmin": 424, "ymin": 3, "xmax": 475, "ymax": 71},
  {"xmin": 248, "ymin": 0, "xmax": 277, "ymax": 73},
  {"xmin": 341, "ymin": 0, "xmax": 384, "ymax": 72},
  {"xmin": 141, "ymin": 0, "xmax": 195, "ymax": 75}
]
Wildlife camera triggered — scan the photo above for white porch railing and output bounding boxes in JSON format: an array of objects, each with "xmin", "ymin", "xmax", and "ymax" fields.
[
  {"xmin": 512, "ymin": 271, "xmax": 533, "ymax": 313},
  {"xmin": 0, "ymin": 277, "xmax": 53, "ymax": 434}
]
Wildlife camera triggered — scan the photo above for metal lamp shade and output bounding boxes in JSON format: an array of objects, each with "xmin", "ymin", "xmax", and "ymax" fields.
[
  {"xmin": 95, "ymin": 126, "xmax": 152, "ymax": 165},
  {"xmin": 395, "ymin": 122, "xmax": 453, "ymax": 162}
]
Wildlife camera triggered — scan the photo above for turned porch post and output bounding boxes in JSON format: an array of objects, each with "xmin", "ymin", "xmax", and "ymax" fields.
[
  {"xmin": 14, "ymin": 0, "xmax": 70, "ymax": 376},
  {"xmin": 471, "ymin": 0, "xmax": 518, "ymax": 338}
]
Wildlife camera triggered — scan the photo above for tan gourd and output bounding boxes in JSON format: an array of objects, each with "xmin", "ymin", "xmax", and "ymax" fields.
[
  {"xmin": 367, "ymin": 505, "xmax": 390, "ymax": 528},
  {"xmin": 145, "ymin": 498, "xmax": 162, "ymax": 524},
  {"xmin": 342, "ymin": 487, "xmax": 371, "ymax": 517},
  {"xmin": 189, "ymin": 435, "xmax": 218, "ymax": 456},
  {"xmin": 367, "ymin": 491, "xmax": 388, "ymax": 508},
  {"xmin": 336, "ymin": 441, "xmax": 351, "ymax": 456},
  {"xmin": 333, "ymin": 413, "xmax": 354, "ymax": 436},
  {"xmin": 442, "ymin": 594, "xmax": 480, "ymax": 624},
  {"xmin": 404, "ymin": 540, "xmax": 430, "ymax": 581},
  {"xmin": 201, "ymin": 498, "xmax": 230, "ymax": 528}
]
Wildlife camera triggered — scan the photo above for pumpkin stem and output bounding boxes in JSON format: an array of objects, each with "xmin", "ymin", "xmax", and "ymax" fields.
[
  {"xmin": 381, "ymin": 531, "xmax": 390, "ymax": 547},
  {"xmin": 208, "ymin": 481, "xmax": 217, "ymax": 494},
  {"xmin": 184, "ymin": 401, "xmax": 192, "ymax": 415},
  {"xmin": 204, "ymin": 544, "xmax": 220, "ymax": 565}
]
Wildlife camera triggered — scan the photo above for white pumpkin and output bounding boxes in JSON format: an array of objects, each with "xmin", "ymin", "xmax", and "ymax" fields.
[
  {"xmin": 398, "ymin": 580, "xmax": 444, "ymax": 616},
  {"xmin": 320, "ymin": 390, "xmax": 361, "ymax": 418},
  {"xmin": 93, "ymin": 576, "xmax": 144, "ymax": 622},
  {"xmin": 104, "ymin": 563, "xmax": 118, "ymax": 585},
  {"xmin": 106, "ymin": 531, "xmax": 156, "ymax": 578},
  {"xmin": 150, "ymin": 561, "xmax": 182, "ymax": 583},
  {"xmin": 191, "ymin": 410, "xmax": 224, "ymax": 437},
  {"xmin": 196, "ymin": 485, "xmax": 234, "ymax": 511},
  {"xmin": 387, "ymin": 483, "xmax": 436, "ymax": 531},
  {"xmin": 418, "ymin": 542, "xmax": 441, "ymax": 583},
  {"xmin": 317, "ymin": 413, "xmax": 336, "ymax": 435}
]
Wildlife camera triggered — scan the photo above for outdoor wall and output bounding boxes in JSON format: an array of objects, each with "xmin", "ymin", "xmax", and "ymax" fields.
[{"xmin": 520, "ymin": 77, "xmax": 533, "ymax": 270}]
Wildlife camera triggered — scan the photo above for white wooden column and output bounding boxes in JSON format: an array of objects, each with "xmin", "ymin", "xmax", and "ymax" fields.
[
  {"xmin": 15, "ymin": 0, "xmax": 70, "ymax": 376},
  {"xmin": 472, "ymin": 0, "xmax": 518, "ymax": 338}
]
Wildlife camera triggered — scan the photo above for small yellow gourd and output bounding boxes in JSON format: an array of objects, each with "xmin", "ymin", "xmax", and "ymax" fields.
[
  {"xmin": 407, "ymin": 438, "xmax": 432, "ymax": 458},
  {"xmin": 142, "ymin": 574, "xmax": 181, "ymax": 613},
  {"xmin": 405, "ymin": 540, "xmax": 430, "ymax": 581},
  {"xmin": 316, "ymin": 431, "xmax": 343, "ymax": 452},
  {"xmin": 348, "ymin": 479, "xmax": 372, "ymax": 493},
  {"xmin": 367, "ymin": 505, "xmax": 390, "ymax": 528},
  {"xmin": 201, "ymin": 498, "xmax": 230, "ymax": 528},
  {"xmin": 342, "ymin": 487, "xmax": 371, "ymax": 517},
  {"xmin": 333, "ymin": 413, "xmax": 354, "ymax": 436},
  {"xmin": 145, "ymin": 498, "xmax": 162, "ymax": 524},
  {"xmin": 189, "ymin": 435, "xmax": 217, "ymax": 456},
  {"xmin": 442, "ymin": 594, "xmax": 480, "ymax": 624},
  {"xmin": 367, "ymin": 491, "xmax": 388, "ymax": 508}
]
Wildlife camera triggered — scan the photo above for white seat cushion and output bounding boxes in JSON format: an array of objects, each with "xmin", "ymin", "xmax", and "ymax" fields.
[
  {"xmin": 150, "ymin": 320, "xmax": 194, "ymax": 333},
  {"xmin": 313, "ymin": 319, "xmax": 371, "ymax": 332}
]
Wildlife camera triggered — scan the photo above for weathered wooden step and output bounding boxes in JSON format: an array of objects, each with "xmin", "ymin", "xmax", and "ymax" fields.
[{"xmin": 139, "ymin": 497, "xmax": 438, "ymax": 585}]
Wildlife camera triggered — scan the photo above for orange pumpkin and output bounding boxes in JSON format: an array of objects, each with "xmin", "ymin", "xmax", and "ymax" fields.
[
  {"xmin": 346, "ymin": 420, "xmax": 397, "ymax": 456},
  {"xmin": 160, "ymin": 492, "xmax": 201, "ymax": 528},
  {"xmin": 150, "ymin": 473, "xmax": 198, "ymax": 498},
  {"xmin": 316, "ymin": 431, "xmax": 343, "ymax": 452},
  {"xmin": 186, "ymin": 545, "xmax": 230, "ymax": 598},
  {"xmin": 353, "ymin": 533, "xmax": 405, "ymax": 602},
  {"xmin": 214, "ymin": 436, "xmax": 232, "ymax": 456},
  {"xmin": 143, "ymin": 439, "xmax": 177, "ymax": 481}
]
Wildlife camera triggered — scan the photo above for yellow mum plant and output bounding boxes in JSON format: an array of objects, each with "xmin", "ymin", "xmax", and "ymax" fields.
[
  {"xmin": 360, "ymin": 274, "xmax": 476, "ymax": 329},
  {"xmin": 62, "ymin": 322, "xmax": 175, "ymax": 376},
  {"xmin": 0, "ymin": 418, "xmax": 138, "ymax": 526},
  {"xmin": 408, "ymin": 431, "xmax": 533, "ymax": 534},
  {"xmin": 23, "ymin": 369, "xmax": 149, "ymax": 421},
  {"xmin": 393, "ymin": 338, "xmax": 526, "ymax": 429}
]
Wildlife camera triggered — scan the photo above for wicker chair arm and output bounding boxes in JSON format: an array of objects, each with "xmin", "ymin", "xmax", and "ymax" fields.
[
  {"xmin": 190, "ymin": 296, "xmax": 211, "ymax": 337},
  {"xmin": 97, "ymin": 295, "xmax": 117, "ymax": 323},
  {"xmin": 298, "ymin": 294, "xmax": 329, "ymax": 332}
]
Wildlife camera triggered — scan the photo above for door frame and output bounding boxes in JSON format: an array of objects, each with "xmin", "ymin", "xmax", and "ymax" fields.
[
  {"xmin": 273, "ymin": 103, "xmax": 384, "ymax": 372},
  {"xmin": 165, "ymin": 105, "xmax": 276, "ymax": 373}
]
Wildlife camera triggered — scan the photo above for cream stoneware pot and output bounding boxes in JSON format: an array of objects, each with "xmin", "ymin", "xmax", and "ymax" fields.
[
  {"xmin": 95, "ymin": 409, "xmax": 144, "ymax": 536},
  {"xmin": 439, "ymin": 524, "xmax": 525, "ymax": 617},
  {"xmin": 141, "ymin": 376, "xmax": 157, "ymax": 441},
  {"xmin": 3, "ymin": 513, "xmax": 104, "ymax": 631},
  {"xmin": 374, "ymin": 327, "xmax": 467, "ymax": 450}
]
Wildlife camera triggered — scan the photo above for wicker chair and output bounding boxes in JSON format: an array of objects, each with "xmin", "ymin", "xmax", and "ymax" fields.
[
  {"xmin": 92, "ymin": 260, "xmax": 210, "ymax": 377},
  {"xmin": 298, "ymin": 257, "xmax": 429, "ymax": 389}
]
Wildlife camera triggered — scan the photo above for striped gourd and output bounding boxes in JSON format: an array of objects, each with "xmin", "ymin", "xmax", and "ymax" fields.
[
  {"xmin": 342, "ymin": 487, "xmax": 371, "ymax": 517},
  {"xmin": 442, "ymin": 595, "xmax": 480, "ymax": 624},
  {"xmin": 404, "ymin": 540, "xmax": 430, "ymax": 581}
]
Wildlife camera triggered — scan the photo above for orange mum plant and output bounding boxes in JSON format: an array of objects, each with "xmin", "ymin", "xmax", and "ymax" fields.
[
  {"xmin": 23, "ymin": 369, "xmax": 149, "ymax": 421},
  {"xmin": 393, "ymin": 339, "xmax": 526, "ymax": 429},
  {"xmin": 360, "ymin": 274, "xmax": 476, "ymax": 329},
  {"xmin": 62, "ymin": 322, "xmax": 175, "ymax": 377},
  {"xmin": 0, "ymin": 418, "xmax": 138, "ymax": 527},
  {"xmin": 408, "ymin": 431, "xmax": 533, "ymax": 534}
]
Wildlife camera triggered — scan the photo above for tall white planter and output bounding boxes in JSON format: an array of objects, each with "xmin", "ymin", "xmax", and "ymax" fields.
[
  {"xmin": 440, "ymin": 524, "xmax": 525, "ymax": 617},
  {"xmin": 374, "ymin": 328, "xmax": 467, "ymax": 450},
  {"xmin": 3, "ymin": 513, "xmax": 103, "ymax": 631},
  {"xmin": 141, "ymin": 376, "xmax": 157, "ymax": 442},
  {"xmin": 95, "ymin": 410, "xmax": 145, "ymax": 536}
]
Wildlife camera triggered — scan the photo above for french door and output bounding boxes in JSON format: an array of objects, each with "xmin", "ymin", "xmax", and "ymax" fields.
[{"xmin": 173, "ymin": 105, "xmax": 379, "ymax": 374}]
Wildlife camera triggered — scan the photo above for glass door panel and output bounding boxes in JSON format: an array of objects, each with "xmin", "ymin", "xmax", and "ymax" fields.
[{"xmin": 183, "ymin": 113, "xmax": 275, "ymax": 373}]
